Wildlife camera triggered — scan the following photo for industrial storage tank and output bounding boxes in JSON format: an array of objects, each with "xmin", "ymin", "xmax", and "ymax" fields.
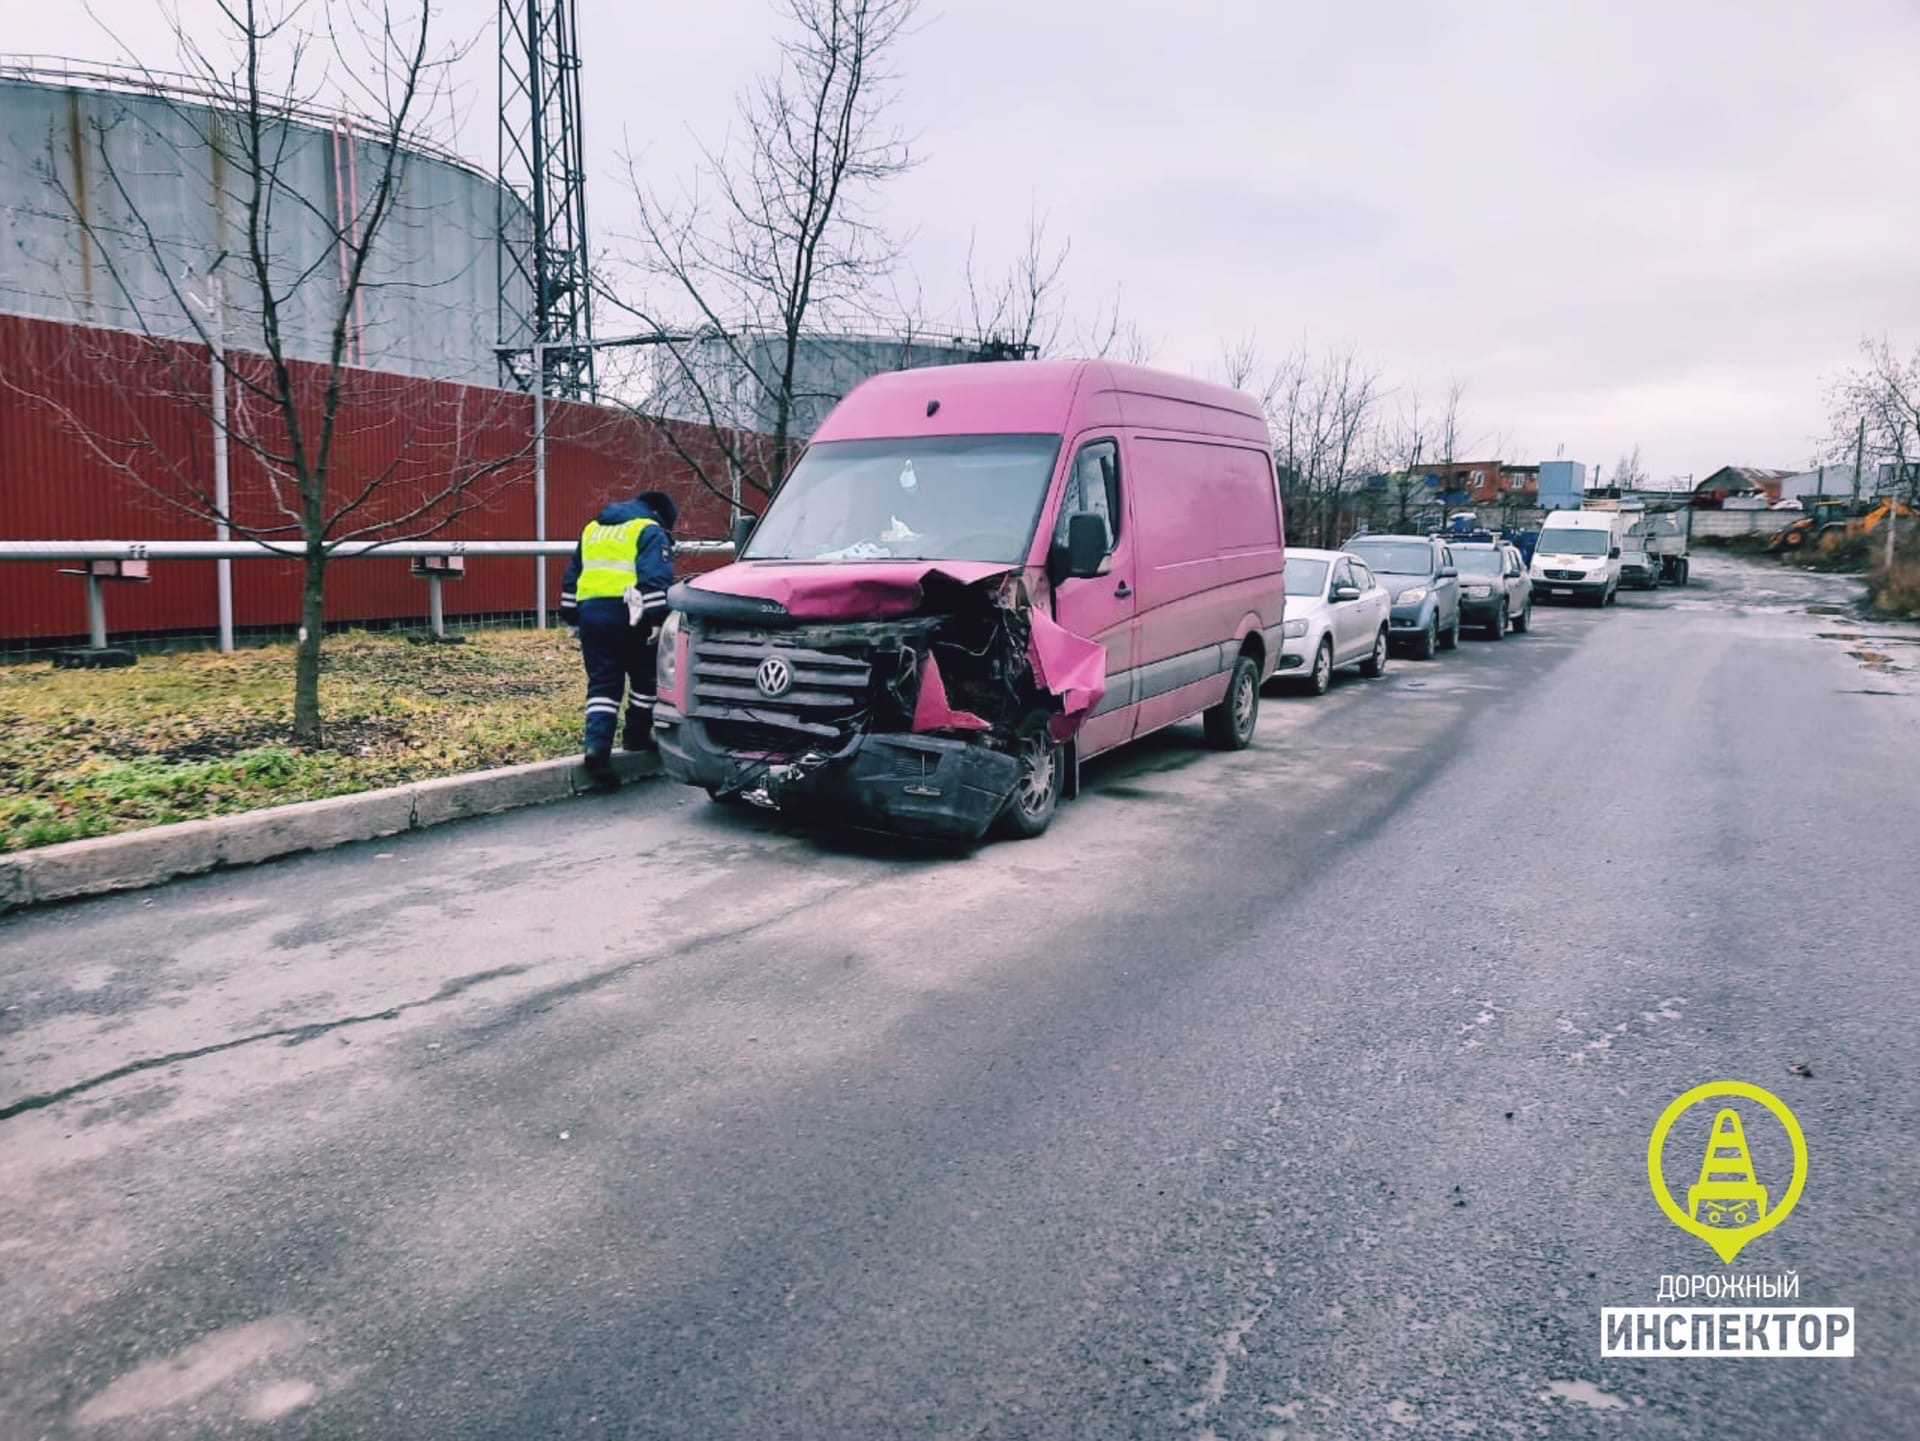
[{"xmin": 0, "ymin": 59, "xmax": 529, "ymax": 386}]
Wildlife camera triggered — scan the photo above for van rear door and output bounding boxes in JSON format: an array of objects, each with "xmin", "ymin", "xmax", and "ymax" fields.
[{"xmin": 1050, "ymin": 435, "xmax": 1137, "ymax": 758}]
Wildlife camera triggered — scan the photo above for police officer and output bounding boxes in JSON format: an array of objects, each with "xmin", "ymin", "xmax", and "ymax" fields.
[{"xmin": 559, "ymin": 489, "xmax": 678, "ymax": 784}]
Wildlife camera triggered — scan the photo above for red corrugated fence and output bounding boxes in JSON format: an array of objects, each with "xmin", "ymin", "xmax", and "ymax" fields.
[{"xmin": 0, "ymin": 312, "xmax": 753, "ymax": 644}]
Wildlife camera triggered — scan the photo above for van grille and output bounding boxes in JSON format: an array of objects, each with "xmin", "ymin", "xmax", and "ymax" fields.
[
  {"xmin": 691, "ymin": 626, "xmax": 872, "ymax": 740},
  {"xmin": 1544, "ymin": 569, "xmax": 1585, "ymax": 581}
]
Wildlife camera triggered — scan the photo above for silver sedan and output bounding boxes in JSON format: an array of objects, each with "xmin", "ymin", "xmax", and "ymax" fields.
[{"xmin": 1275, "ymin": 548, "xmax": 1393, "ymax": 696}]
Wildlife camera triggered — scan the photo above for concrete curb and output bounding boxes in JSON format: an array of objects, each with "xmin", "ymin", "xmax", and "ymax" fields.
[{"xmin": 0, "ymin": 751, "xmax": 662, "ymax": 915}]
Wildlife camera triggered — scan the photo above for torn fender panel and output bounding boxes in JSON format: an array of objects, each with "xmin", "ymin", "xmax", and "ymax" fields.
[
  {"xmin": 909, "ymin": 651, "xmax": 992, "ymax": 734},
  {"xmin": 1026, "ymin": 608, "xmax": 1108, "ymax": 741},
  {"xmin": 678, "ymin": 560, "xmax": 1016, "ymax": 621}
]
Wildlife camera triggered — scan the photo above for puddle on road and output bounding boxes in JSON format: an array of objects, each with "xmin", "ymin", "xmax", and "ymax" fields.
[{"xmin": 1541, "ymin": 1379, "xmax": 1629, "ymax": 1412}]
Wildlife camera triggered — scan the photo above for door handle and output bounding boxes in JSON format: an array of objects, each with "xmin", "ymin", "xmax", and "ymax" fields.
[{"xmin": 1114, "ymin": 580, "xmax": 1133, "ymax": 598}]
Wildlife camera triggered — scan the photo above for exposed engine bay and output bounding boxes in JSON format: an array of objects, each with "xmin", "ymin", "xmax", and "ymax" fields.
[{"xmin": 653, "ymin": 566, "xmax": 1106, "ymax": 840}]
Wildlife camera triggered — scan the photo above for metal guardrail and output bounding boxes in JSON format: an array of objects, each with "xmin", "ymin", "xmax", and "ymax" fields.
[{"xmin": 0, "ymin": 539, "xmax": 737, "ymax": 658}]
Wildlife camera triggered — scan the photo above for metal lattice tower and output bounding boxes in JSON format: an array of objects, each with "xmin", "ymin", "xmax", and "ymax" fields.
[{"xmin": 497, "ymin": 0, "xmax": 595, "ymax": 399}]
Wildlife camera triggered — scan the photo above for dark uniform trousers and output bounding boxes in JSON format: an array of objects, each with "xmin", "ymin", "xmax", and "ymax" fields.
[{"xmin": 581, "ymin": 614, "xmax": 658, "ymax": 754}]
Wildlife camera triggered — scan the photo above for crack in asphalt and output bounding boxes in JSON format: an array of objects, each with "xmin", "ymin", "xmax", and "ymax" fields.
[
  {"xmin": 0, "ymin": 881, "xmax": 857, "ymax": 1124},
  {"xmin": 0, "ymin": 965, "xmax": 530, "ymax": 1122}
]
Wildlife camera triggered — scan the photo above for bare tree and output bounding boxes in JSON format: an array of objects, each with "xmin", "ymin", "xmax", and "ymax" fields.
[
  {"xmin": 1829, "ymin": 336, "xmax": 1920, "ymax": 505},
  {"xmin": 1074, "ymin": 286, "xmax": 1157, "ymax": 366},
  {"xmin": 1611, "ymin": 444, "xmax": 1649, "ymax": 491},
  {"xmin": 16, "ymin": 0, "xmax": 518, "ymax": 743},
  {"xmin": 1265, "ymin": 345, "xmax": 1381, "ymax": 547},
  {"xmin": 609, "ymin": 0, "xmax": 919, "ymax": 512},
  {"xmin": 965, "ymin": 211, "xmax": 1070, "ymax": 358},
  {"xmin": 1214, "ymin": 335, "xmax": 1283, "ymax": 409},
  {"xmin": 1383, "ymin": 385, "xmax": 1433, "ymax": 532}
]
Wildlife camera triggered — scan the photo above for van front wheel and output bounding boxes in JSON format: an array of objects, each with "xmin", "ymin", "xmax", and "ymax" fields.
[
  {"xmin": 994, "ymin": 717, "xmax": 1063, "ymax": 839},
  {"xmin": 1205, "ymin": 652, "xmax": 1261, "ymax": 751}
]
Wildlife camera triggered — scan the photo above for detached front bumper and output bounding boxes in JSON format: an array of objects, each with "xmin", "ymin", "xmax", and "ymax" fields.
[{"xmin": 655, "ymin": 707, "xmax": 1021, "ymax": 841}]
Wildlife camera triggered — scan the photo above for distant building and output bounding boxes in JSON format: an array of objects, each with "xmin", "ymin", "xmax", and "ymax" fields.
[
  {"xmin": 1499, "ymin": 463, "xmax": 1540, "ymax": 500},
  {"xmin": 1780, "ymin": 465, "xmax": 1862, "ymax": 504},
  {"xmin": 1875, "ymin": 460, "xmax": 1920, "ymax": 496},
  {"xmin": 1626, "ymin": 475, "xmax": 1697, "ymax": 498},
  {"xmin": 1538, "ymin": 460, "xmax": 1589, "ymax": 511},
  {"xmin": 644, "ymin": 330, "xmax": 1001, "ymax": 440},
  {"xmin": 1692, "ymin": 466, "xmax": 1793, "ymax": 508},
  {"xmin": 1412, "ymin": 460, "xmax": 1518, "ymax": 505}
]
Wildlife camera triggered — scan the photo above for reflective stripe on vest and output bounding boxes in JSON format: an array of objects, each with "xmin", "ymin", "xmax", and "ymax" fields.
[{"xmin": 576, "ymin": 517, "xmax": 655, "ymax": 601}]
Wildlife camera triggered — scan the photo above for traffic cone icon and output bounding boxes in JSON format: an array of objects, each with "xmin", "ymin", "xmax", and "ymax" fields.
[{"xmin": 1687, "ymin": 1108, "xmax": 1769, "ymax": 1229}]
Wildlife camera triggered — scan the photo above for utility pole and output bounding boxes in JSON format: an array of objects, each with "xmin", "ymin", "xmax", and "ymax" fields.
[
  {"xmin": 533, "ymin": 339, "xmax": 549, "ymax": 628},
  {"xmin": 209, "ymin": 276, "xmax": 232, "ymax": 653},
  {"xmin": 1852, "ymin": 415, "xmax": 1865, "ymax": 510}
]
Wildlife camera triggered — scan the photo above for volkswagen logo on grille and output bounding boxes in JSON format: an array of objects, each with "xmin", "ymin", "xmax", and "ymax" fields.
[{"xmin": 755, "ymin": 654, "xmax": 794, "ymax": 699}]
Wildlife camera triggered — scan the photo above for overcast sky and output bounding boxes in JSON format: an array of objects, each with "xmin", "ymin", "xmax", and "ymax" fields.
[{"xmin": 14, "ymin": 0, "xmax": 1920, "ymax": 480}]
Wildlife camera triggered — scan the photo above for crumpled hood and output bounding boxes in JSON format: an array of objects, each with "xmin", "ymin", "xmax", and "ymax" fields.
[
  {"xmin": 677, "ymin": 560, "xmax": 1016, "ymax": 620},
  {"xmin": 674, "ymin": 558, "xmax": 1109, "ymax": 737}
]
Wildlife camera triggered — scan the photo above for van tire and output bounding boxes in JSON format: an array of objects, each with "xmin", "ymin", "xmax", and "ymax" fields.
[
  {"xmin": 1205, "ymin": 652, "xmax": 1261, "ymax": 750},
  {"xmin": 1360, "ymin": 628, "xmax": 1389, "ymax": 678},
  {"xmin": 994, "ymin": 716, "xmax": 1063, "ymax": 839}
]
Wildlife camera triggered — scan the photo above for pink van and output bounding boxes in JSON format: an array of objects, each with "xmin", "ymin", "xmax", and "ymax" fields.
[{"xmin": 653, "ymin": 360, "xmax": 1286, "ymax": 839}]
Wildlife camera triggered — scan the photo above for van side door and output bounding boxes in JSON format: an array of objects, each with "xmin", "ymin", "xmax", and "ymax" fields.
[{"xmin": 1049, "ymin": 436, "xmax": 1137, "ymax": 759}]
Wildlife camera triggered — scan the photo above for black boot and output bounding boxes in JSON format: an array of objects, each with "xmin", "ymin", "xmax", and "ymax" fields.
[
  {"xmin": 582, "ymin": 747, "xmax": 618, "ymax": 789},
  {"xmin": 622, "ymin": 711, "xmax": 657, "ymax": 752}
]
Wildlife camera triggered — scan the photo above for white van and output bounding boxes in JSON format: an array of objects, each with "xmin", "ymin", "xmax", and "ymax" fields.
[{"xmin": 1529, "ymin": 510, "xmax": 1622, "ymax": 606}]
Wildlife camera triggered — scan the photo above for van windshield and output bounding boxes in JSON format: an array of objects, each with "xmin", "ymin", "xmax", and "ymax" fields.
[
  {"xmin": 1537, "ymin": 528, "xmax": 1610, "ymax": 556},
  {"xmin": 742, "ymin": 435, "xmax": 1063, "ymax": 564}
]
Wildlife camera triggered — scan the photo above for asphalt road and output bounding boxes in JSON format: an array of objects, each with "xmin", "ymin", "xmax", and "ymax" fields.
[{"xmin": 3, "ymin": 552, "xmax": 1917, "ymax": 1440}]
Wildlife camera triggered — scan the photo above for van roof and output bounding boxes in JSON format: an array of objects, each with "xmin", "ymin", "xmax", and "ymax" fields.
[
  {"xmin": 1540, "ymin": 511, "xmax": 1618, "ymax": 529},
  {"xmin": 811, "ymin": 359, "xmax": 1269, "ymax": 446}
]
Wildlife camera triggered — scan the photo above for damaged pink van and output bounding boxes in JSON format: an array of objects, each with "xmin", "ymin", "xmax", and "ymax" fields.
[{"xmin": 653, "ymin": 360, "xmax": 1286, "ymax": 839}]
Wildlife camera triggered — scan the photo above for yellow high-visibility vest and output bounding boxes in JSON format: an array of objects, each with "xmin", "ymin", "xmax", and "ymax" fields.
[{"xmin": 576, "ymin": 517, "xmax": 655, "ymax": 601}]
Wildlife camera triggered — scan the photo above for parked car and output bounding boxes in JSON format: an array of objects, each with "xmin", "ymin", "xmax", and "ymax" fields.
[
  {"xmin": 1529, "ymin": 510, "xmax": 1622, "ymax": 605},
  {"xmin": 654, "ymin": 360, "xmax": 1287, "ymax": 841},
  {"xmin": 1341, "ymin": 534, "xmax": 1462, "ymax": 659},
  {"xmin": 1277, "ymin": 548, "xmax": 1391, "ymax": 694},
  {"xmin": 1450, "ymin": 540, "xmax": 1532, "ymax": 637}
]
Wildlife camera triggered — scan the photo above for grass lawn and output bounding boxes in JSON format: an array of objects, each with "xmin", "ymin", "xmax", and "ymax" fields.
[{"xmin": 0, "ymin": 629, "xmax": 589, "ymax": 852}]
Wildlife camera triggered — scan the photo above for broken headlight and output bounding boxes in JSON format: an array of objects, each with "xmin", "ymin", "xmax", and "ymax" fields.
[{"xmin": 656, "ymin": 610, "xmax": 684, "ymax": 693}]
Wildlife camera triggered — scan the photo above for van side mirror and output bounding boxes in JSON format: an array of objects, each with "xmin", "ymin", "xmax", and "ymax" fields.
[
  {"xmin": 1051, "ymin": 511, "xmax": 1109, "ymax": 583},
  {"xmin": 1609, "ymin": 545, "xmax": 1621, "ymax": 559},
  {"xmin": 1438, "ymin": 565, "xmax": 1458, "ymax": 579},
  {"xmin": 730, "ymin": 514, "xmax": 755, "ymax": 554}
]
